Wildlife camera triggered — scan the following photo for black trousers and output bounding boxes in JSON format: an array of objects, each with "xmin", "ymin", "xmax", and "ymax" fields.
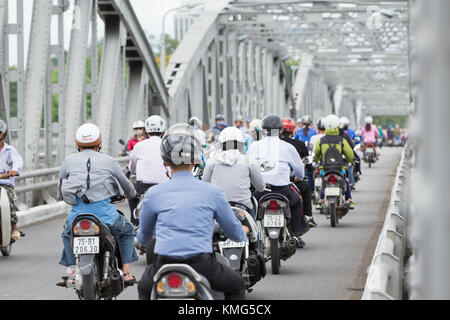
[
  {"xmin": 254, "ymin": 185, "xmax": 308, "ymax": 236},
  {"xmin": 128, "ymin": 181, "xmax": 156, "ymax": 226},
  {"xmin": 137, "ymin": 253, "xmax": 246, "ymax": 300},
  {"xmin": 294, "ymin": 179, "xmax": 312, "ymax": 217}
]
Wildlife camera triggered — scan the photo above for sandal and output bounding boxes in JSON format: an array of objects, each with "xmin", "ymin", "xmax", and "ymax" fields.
[
  {"xmin": 123, "ymin": 273, "xmax": 138, "ymax": 287},
  {"xmin": 56, "ymin": 277, "xmax": 69, "ymax": 287}
]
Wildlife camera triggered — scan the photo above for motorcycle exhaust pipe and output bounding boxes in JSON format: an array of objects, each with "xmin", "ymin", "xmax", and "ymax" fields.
[{"xmin": 287, "ymin": 238, "xmax": 297, "ymax": 249}]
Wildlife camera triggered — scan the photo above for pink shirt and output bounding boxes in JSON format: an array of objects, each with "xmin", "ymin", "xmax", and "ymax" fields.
[{"xmin": 360, "ymin": 125, "xmax": 380, "ymax": 144}]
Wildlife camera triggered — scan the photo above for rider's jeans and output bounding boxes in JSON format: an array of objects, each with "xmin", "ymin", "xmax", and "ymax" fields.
[
  {"xmin": 348, "ymin": 165, "xmax": 356, "ymax": 185},
  {"xmin": 59, "ymin": 214, "xmax": 138, "ymax": 267}
]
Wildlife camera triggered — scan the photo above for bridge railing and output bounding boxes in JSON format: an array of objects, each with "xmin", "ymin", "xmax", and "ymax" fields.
[{"xmin": 362, "ymin": 145, "xmax": 411, "ymax": 300}]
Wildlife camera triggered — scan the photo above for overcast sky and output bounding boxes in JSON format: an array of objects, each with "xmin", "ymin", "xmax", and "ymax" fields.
[{"xmin": 7, "ymin": 0, "xmax": 182, "ymax": 64}]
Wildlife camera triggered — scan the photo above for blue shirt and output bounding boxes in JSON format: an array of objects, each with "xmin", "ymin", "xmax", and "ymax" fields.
[
  {"xmin": 68, "ymin": 197, "xmax": 119, "ymax": 226},
  {"xmin": 295, "ymin": 127, "xmax": 317, "ymax": 143},
  {"xmin": 345, "ymin": 129, "xmax": 356, "ymax": 140},
  {"xmin": 0, "ymin": 143, "xmax": 23, "ymax": 187},
  {"xmin": 137, "ymin": 171, "xmax": 247, "ymax": 259}
]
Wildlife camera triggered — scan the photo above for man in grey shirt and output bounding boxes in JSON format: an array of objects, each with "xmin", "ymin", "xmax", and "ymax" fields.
[
  {"xmin": 203, "ymin": 127, "xmax": 265, "ymax": 215},
  {"xmin": 57, "ymin": 124, "xmax": 138, "ymax": 288}
]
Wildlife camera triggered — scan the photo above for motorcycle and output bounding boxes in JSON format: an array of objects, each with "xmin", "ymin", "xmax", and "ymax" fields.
[
  {"xmin": 215, "ymin": 202, "xmax": 266, "ymax": 292},
  {"xmin": 150, "ymin": 230, "xmax": 232, "ymax": 300},
  {"xmin": 65, "ymin": 196, "xmax": 129, "ymax": 300},
  {"xmin": 0, "ymin": 172, "xmax": 19, "ymax": 257},
  {"xmin": 257, "ymin": 161, "xmax": 297, "ymax": 275},
  {"xmin": 321, "ymin": 170, "xmax": 351, "ymax": 227},
  {"xmin": 364, "ymin": 143, "xmax": 377, "ymax": 168}
]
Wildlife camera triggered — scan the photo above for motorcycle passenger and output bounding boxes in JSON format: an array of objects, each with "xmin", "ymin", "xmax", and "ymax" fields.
[
  {"xmin": 128, "ymin": 116, "xmax": 169, "ymax": 226},
  {"xmin": 0, "ymin": 120, "xmax": 24, "ymax": 240},
  {"xmin": 247, "ymin": 115, "xmax": 309, "ymax": 248},
  {"xmin": 313, "ymin": 115, "xmax": 355, "ymax": 209},
  {"xmin": 309, "ymin": 118, "xmax": 326, "ymax": 150},
  {"xmin": 245, "ymin": 119, "xmax": 265, "ymax": 153},
  {"xmin": 339, "ymin": 118, "xmax": 358, "ymax": 188},
  {"xmin": 57, "ymin": 123, "xmax": 138, "ymax": 287},
  {"xmin": 136, "ymin": 124, "xmax": 248, "ymax": 300},
  {"xmin": 295, "ymin": 115, "xmax": 317, "ymax": 143},
  {"xmin": 280, "ymin": 119, "xmax": 317, "ymax": 228},
  {"xmin": 203, "ymin": 127, "xmax": 265, "ymax": 220},
  {"xmin": 360, "ymin": 116, "xmax": 380, "ymax": 159},
  {"xmin": 189, "ymin": 116, "xmax": 206, "ymax": 146},
  {"xmin": 127, "ymin": 120, "xmax": 146, "ymax": 152}
]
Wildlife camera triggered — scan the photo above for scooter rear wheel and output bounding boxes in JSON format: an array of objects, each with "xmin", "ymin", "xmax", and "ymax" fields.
[{"xmin": 270, "ymin": 239, "xmax": 280, "ymax": 275}]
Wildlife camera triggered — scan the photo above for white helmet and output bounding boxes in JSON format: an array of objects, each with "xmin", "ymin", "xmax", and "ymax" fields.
[
  {"xmin": 76, "ymin": 123, "xmax": 102, "ymax": 149},
  {"xmin": 365, "ymin": 116, "xmax": 374, "ymax": 125},
  {"xmin": 188, "ymin": 117, "xmax": 200, "ymax": 126},
  {"xmin": 324, "ymin": 114, "xmax": 341, "ymax": 130},
  {"xmin": 133, "ymin": 120, "xmax": 145, "ymax": 130},
  {"xmin": 339, "ymin": 117, "xmax": 350, "ymax": 129},
  {"xmin": 145, "ymin": 115, "xmax": 166, "ymax": 133},
  {"xmin": 218, "ymin": 127, "xmax": 244, "ymax": 144},
  {"xmin": 249, "ymin": 119, "xmax": 263, "ymax": 131}
]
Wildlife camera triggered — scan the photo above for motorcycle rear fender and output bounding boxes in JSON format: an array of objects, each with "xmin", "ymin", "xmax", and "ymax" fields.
[
  {"xmin": 78, "ymin": 254, "xmax": 96, "ymax": 276},
  {"xmin": 266, "ymin": 227, "xmax": 281, "ymax": 239}
]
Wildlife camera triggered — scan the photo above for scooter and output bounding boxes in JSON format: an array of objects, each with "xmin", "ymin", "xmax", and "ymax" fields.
[
  {"xmin": 321, "ymin": 171, "xmax": 351, "ymax": 228},
  {"xmin": 216, "ymin": 202, "xmax": 266, "ymax": 291},
  {"xmin": 65, "ymin": 196, "xmax": 130, "ymax": 300},
  {"xmin": 0, "ymin": 172, "xmax": 20, "ymax": 257}
]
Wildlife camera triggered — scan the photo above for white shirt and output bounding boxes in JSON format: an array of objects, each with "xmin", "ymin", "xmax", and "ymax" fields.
[
  {"xmin": 129, "ymin": 136, "xmax": 170, "ymax": 184},
  {"xmin": 309, "ymin": 133, "xmax": 326, "ymax": 150},
  {"xmin": 247, "ymin": 136, "xmax": 304, "ymax": 186}
]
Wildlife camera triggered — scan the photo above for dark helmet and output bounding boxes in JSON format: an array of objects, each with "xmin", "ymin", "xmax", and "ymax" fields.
[
  {"xmin": 262, "ymin": 115, "xmax": 282, "ymax": 135},
  {"xmin": 215, "ymin": 114, "xmax": 225, "ymax": 122},
  {"xmin": 160, "ymin": 124, "xmax": 202, "ymax": 166}
]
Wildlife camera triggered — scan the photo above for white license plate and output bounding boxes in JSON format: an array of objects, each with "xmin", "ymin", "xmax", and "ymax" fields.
[
  {"xmin": 73, "ymin": 237, "xmax": 100, "ymax": 255},
  {"xmin": 315, "ymin": 178, "xmax": 322, "ymax": 186},
  {"xmin": 325, "ymin": 187, "xmax": 341, "ymax": 197},
  {"xmin": 219, "ymin": 239, "xmax": 247, "ymax": 249},
  {"xmin": 264, "ymin": 214, "xmax": 285, "ymax": 227}
]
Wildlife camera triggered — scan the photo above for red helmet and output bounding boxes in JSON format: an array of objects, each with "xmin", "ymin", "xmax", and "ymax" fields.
[{"xmin": 282, "ymin": 119, "xmax": 295, "ymax": 133}]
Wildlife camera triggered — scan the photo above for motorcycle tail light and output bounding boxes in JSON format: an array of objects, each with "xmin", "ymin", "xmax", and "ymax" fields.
[
  {"xmin": 269, "ymin": 200, "xmax": 279, "ymax": 212},
  {"xmin": 329, "ymin": 175, "xmax": 337, "ymax": 184},
  {"xmin": 73, "ymin": 219, "xmax": 100, "ymax": 236},
  {"xmin": 156, "ymin": 273, "xmax": 196, "ymax": 297},
  {"xmin": 167, "ymin": 273, "xmax": 183, "ymax": 288}
]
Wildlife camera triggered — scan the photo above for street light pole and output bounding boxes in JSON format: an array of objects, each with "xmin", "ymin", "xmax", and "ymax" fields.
[{"xmin": 160, "ymin": 3, "xmax": 201, "ymax": 82}]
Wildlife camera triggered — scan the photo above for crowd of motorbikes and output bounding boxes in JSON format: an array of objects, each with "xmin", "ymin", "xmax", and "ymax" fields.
[{"xmin": 0, "ymin": 133, "xmax": 391, "ymax": 301}]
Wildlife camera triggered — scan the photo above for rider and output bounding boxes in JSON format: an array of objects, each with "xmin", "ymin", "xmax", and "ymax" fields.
[
  {"xmin": 234, "ymin": 115, "xmax": 248, "ymax": 136},
  {"xmin": 136, "ymin": 123, "xmax": 248, "ymax": 300},
  {"xmin": 202, "ymin": 127, "xmax": 265, "ymax": 219},
  {"xmin": 280, "ymin": 118, "xmax": 317, "ymax": 228},
  {"xmin": 57, "ymin": 123, "xmax": 138, "ymax": 287},
  {"xmin": 339, "ymin": 117, "xmax": 356, "ymax": 140},
  {"xmin": 313, "ymin": 115, "xmax": 355, "ymax": 209},
  {"xmin": 188, "ymin": 116, "xmax": 206, "ymax": 146},
  {"xmin": 210, "ymin": 114, "xmax": 229, "ymax": 140},
  {"xmin": 247, "ymin": 115, "xmax": 309, "ymax": 248},
  {"xmin": 128, "ymin": 115, "xmax": 169, "ymax": 226},
  {"xmin": 360, "ymin": 116, "xmax": 380, "ymax": 159},
  {"xmin": 295, "ymin": 115, "xmax": 317, "ymax": 143},
  {"xmin": 0, "ymin": 120, "xmax": 23, "ymax": 241},
  {"xmin": 309, "ymin": 118, "xmax": 326, "ymax": 150},
  {"xmin": 127, "ymin": 120, "xmax": 146, "ymax": 152}
]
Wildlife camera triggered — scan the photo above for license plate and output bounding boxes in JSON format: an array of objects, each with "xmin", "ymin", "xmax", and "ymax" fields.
[
  {"xmin": 219, "ymin": 239, "xmax": 247, "ymax": 249},
  {"xmin": 325, "ymin": 187, "xmax": 341, "ymax": 197},
  {"xmin": 315, "ymin": 178, "xmax": 322, "ymax": 186},
  {"xmin": 73, "ymin": 237, "xmax": 100, "ymax": 255},
  {"xmin": 264, "ymin": 214, "xmax": 284, "ymax": 227}
]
